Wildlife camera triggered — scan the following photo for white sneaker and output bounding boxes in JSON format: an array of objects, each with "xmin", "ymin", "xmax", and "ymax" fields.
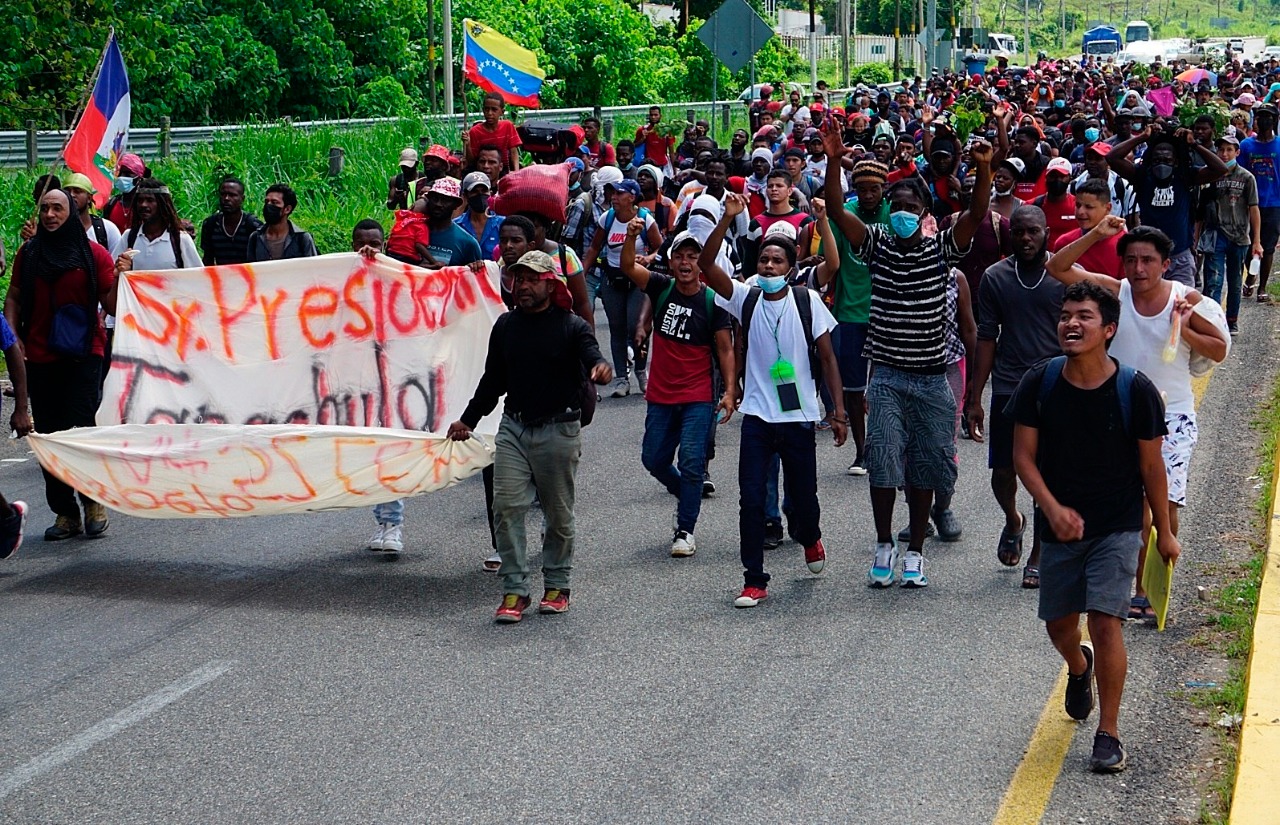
[
  {"xmin": 900, "ymin": 551, "xmax": 928, "ymax": 588},
  {"xmin": 367, "ymin": 524, "xmax": 387, "ymax": 551},
  {"xmin": 671, "ymin": 530, "xmax": 696, "ymax": 557},
  {"xmin": 380, "ymin": 524, "xmax": 403, "ymax": 553},
  {"xmin": 635, "ymin": 369, "xmax": 648, "ymax": 394},
  {"xmin": 610, "ymin": 377, "xmax": 630, "ymax": 398},
  {"xmin": 482, "ymin": 551, "xmax": 502, "ymax": 571},
  {"xmin": 867, "ymin": 542, "xmax": 899, "ymax": 587}
]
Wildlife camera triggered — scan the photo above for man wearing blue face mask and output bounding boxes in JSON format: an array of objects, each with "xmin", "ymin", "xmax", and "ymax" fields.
[{"xmin": 823, "ymin": 123, "xmax": 996, "ymax": 590}]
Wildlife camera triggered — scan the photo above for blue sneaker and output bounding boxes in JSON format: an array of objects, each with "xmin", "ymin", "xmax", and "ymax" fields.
[
  {"xmin": 867, "ymin": 542, "xmax": 898, "ymax": 587},
  {"xmin": 900, "ymin": 551, "xmax": 928, "ymax": 588}
]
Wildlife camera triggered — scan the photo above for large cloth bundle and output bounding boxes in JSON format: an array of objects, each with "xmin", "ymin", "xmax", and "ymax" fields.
[{"xmin": 490, "ymin": 162, "xmax": 569, "ymax": 224}]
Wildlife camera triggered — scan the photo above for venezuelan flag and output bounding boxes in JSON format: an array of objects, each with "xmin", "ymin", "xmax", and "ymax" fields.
[
  {"xmin": 65, "ymin": 33, "xmax": 131, "ymax": 209},
  {"xmin": 462, "ymin": 19, "xmax": 546, "ymax": 108}
]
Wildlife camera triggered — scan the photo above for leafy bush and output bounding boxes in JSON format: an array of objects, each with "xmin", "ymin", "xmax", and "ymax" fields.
[
  {"xmin": 354, "ymin": 77, "xmax": 420, "ymax": 119},
  {"xmin": 852, "ymin": 63, "xmax": 894, "ymax": 87}
]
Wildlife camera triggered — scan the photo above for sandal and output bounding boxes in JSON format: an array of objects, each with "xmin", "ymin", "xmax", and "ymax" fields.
[
  {"xmin": 1128, "ymin": 595, "xmax": 1155, "ymax": 622},
  {"xmin": 1021, "ymin": 564, "xmax": 1040, "ymax": 589},
  {"xmin": 997, "ymin": 513, "xmax": 1026, "ymax": 567},
  {"xmin": 1258, "ymin": 293, "xmax": 1274, "ymax": 304}
]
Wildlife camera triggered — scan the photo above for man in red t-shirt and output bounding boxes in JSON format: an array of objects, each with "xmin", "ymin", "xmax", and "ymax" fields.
[
  {"xmin": 579, "ymin": 116, "xmax": 616, "ymax": 172},
  {"xmin": 635, "ymin": 106, "xmax": 675, "ymax": 170},
  {"xmin": 1051, "ymin": 177, "xmax": 1125, "ymax": 278},
  {"xmin": 1009, "ymin": 126, "xmax": 1049, "ymax": 201},
  {"xmin": 6, "ymin": 189, "xmax": 117, "ymax": 541},
  {"xmin": 1034, "ymin": 157, "xmax": 1077, "ymax": 247},
  {"xmin": 464, "ymin": 92, "xmax": 523, "ymax": 173}
]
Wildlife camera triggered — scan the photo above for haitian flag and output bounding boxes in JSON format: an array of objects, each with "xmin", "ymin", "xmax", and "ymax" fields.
[
  {"xmin": 65, "ymin": 33, "xmax": 131, "ymax": 208},
  {"xmin": 462, "ymin": 19, "xmax": 545, "ymax": 108}
]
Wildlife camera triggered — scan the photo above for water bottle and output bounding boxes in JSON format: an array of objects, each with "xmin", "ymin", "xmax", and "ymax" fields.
[{"xmin": 1249, "ymin": 255, "xmax": 1261, "ymax": 278}]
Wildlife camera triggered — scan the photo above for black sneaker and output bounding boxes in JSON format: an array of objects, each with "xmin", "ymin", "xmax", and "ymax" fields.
[
  {"xmin": 896, "ymin": 522, "xmax": 936, "ymax": 543},
  {"xmin": 763, "ymin": 519, "xmax": 783, "ymax": 549},
  {"xmin": 1089, "ymin": 730, "xmax": 1127, "ymax": 773},
  {"xmin": 0, "ymin": 501, "xmax": 27, "ymax": 560},
  {"xmin": 701, "ymin": 472, "xmax": 716, "ymax": 498},
  {"xmin": 930, "ymin": 506, "xmax": 962, "ymax": 542},
  {"xmin": 1065, "ymin": 641, "xmax": 1095, "ymax": 721}
]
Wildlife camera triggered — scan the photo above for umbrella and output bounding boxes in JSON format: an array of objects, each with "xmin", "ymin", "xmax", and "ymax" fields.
[{"xmin": 1175, "ymin": 68, "xmax": 1218, "ymax": 85}]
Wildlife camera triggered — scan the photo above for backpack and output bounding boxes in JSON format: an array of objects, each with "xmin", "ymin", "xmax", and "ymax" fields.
[
  {"xmin": 599, "ymin": 206, "xmax": 651, "ymax": 289},
  {"xmin": 89, "ymin": 215, "xmax": 109, "ymax": 249},
  {"xmin": 740, "ymin": 284, "xmax": 822, "ymax": 388},
  {"xmin": 1036, "ymin": 356, "xmax": 1136, "ymax": 436}
]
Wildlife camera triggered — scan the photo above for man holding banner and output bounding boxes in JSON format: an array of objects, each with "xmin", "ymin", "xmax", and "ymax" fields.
[{"xmin": 448, "ymin": 251, "xmax": 611, "ymax": 624}]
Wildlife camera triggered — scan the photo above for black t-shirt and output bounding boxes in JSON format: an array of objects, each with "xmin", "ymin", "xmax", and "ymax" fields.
[
  {"xmin": 1008, "ymin": 360, "xmax": 1167, "ymax": 543},
  {"xmin": 1134, "ymin": 164, "xmax": 1194, "ymax": 254},
  {"xmin": 199, "ymin": 211, "xmax": 263, "ymax": 266}
]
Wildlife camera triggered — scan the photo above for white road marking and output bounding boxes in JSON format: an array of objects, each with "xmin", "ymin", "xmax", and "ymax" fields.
[
  {"xmin": 1, "ymin": 458, "xmax": 28, "ymax": 463},
  {"xmin": 0, "ymin": 660, "xmax": 234, "ymax": 800}
]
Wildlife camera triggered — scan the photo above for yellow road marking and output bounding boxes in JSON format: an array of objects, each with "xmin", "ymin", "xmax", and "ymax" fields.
[
  {"xmin": 993, "ymin": 369, "xmax": 1213, "ymax": 824},
  {"xmin": 1229, "ymin": 452, "xmax": 1280, "ymax": 823}
]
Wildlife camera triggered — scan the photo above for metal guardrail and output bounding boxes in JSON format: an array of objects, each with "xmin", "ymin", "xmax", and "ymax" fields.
[
  {"xmin": 0, "ymin": 88, "xmax": 903, "ymax": 169},
  {"xmin": 0, "ymin": 100, "xmax": 749, "ymax": 169}
]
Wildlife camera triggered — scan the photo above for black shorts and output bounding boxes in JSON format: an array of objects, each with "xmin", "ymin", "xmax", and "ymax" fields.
[
  {"xmin": 1261, "ymin": 206, "xmax": 1280, "ymax": 251},
  {"xmin": 988, "ymin": 393, "xmax": 1015, "ymax": 470}
]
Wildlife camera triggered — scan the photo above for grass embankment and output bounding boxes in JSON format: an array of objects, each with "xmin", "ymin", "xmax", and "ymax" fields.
[
  {"xmin": 1193, "ymin": 355, "xmax": 1280, "ymax": 823},
  {"xmin": 0, "ymin": 105, "xmax": 752, "ymax": 295}
]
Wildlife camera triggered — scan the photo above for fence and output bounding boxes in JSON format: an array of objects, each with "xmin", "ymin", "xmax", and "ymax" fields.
[
  {"xmin": 0, "ymin": 100, "xmax": 737, "ymax": 170},
  {"xmin": 779, "ymin": 34, "xmax": 927, "ymax": 68}
]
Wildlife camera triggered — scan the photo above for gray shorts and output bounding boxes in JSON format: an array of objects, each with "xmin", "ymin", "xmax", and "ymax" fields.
[
  {"xmin": 1163, "ymin": 248, "xmax": 1196, "ymax": 288},
  {"xmin": 1037, "ymin": 531, "xmax": 1141, "ymax": 622},
  {"xmin": 865, "ymin": 364, "xmax": 958, "ymax": 494}
]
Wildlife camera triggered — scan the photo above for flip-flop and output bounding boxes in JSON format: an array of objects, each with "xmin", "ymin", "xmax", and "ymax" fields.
[
  {"xmin": 1021, "ymin": 564, "xmax": 1040, "ymax": 589},
  {"xmin": 997, "ymin": 513, "xmax": 1025, "ymax": 567},
  {"xmin": 1128, "ymin": 595, "xmax": 1154, "ymax": 621}
]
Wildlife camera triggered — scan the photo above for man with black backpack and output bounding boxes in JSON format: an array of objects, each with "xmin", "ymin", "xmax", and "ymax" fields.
[
  {"xmin": 1009, "ymin": 280, "xmax": 1177, "ymax": 774},
  {"xmin": 698, "ymin": 193, "xmax": 847, "ymax": 609},
  {"xmin": 620, "ymin": 222, "xmax": 735, "ymax": 558},
  {"xmin": 62, "ymin": 173, "xmax": 120, "ymax": 255}
]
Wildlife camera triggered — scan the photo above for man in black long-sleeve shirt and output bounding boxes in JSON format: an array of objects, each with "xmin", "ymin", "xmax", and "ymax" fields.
[{"xmin": 449, "ymin": 251, "xmax": 611, "ymax": 624}]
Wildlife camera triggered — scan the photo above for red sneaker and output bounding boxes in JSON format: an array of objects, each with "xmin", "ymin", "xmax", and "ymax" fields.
[
  {"xmin": 804, "ymin": 539, "xmax": 826, "ymax": 574},
  {"xmin": 734, "ymin": 586, "xmax": 768, "ymax": 608},
  {"xmin": 494, "ymin": 594, "xmax": 531, "ymax": 623},
  {"xmin": 538, "ymin": 589, "xmax": 570, "ymax": 614}
]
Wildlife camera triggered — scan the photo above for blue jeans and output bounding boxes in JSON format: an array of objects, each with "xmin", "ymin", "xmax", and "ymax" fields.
[
  {"xmin": 373, "ymin": 499, "xmax": 404, "ymax": 526},
  {"xmin": 764, "ymin": 453, "xmax": 782, "ymax": 521},
  {"xmin": 1204, "ymin": 239, "xmax": 1246, "ymax": 323},
  {"xmin": 599, "ymin": 274, "xmax": 647, "ymax": 379},
  {"xmin": 738, "ymin": 415, "xmax": 822, "ymax": 589},
  {"xmin": 640, "ymin": 401, "xmax": 715, "ymax": 533}
]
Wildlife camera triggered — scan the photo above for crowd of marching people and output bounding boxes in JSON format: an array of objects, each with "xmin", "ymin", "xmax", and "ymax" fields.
[{"xmin": 6, "ymin": 51, "xmax": 1274, "ymax": 772}]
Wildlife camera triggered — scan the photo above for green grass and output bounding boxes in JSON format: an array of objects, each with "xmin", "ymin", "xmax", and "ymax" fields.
[{"xmin": 1192, "ymin": 364, "xmax": 1280, "ymax": 823}]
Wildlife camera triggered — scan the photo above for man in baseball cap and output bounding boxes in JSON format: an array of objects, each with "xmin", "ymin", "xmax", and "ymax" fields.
[
  {"xmin": 448, "ymin": 250, "xmax": 612, "ymax": 623},
  {"xmin": 1039, "ymin": 156, "xmax": 1078, "ymax": 246},
  {"xmin": 455, "ymin": 171, "xmax": 505, "ymax": 259},
  {"xmin": 63, "ymin": 172, "xmax": 122, "ymax": 254},
  {"xmin": 616, "ymin": 220, "xmax": 734, "ymax": 559},
  {"xmin": 422, "ymin": 177, "xmax": 483, "ymax": 266},
  {"xmin": 387, "ymin": 147, "xmax": 420, "ymax": 210}
]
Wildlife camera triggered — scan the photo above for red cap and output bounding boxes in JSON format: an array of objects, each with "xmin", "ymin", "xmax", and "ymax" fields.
[{"xmin": 1086, "ymin": 141, "xmax": 1112, "ymax": 157}]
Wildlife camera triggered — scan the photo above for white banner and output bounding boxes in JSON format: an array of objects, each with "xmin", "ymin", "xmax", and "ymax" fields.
[
  {"xmin": 30, "ymin": 253, "xmax": 506, "ymax": 518},
  {"xmin": 28, "ymin": 424, "xmax": 494, "ymax": 519}
]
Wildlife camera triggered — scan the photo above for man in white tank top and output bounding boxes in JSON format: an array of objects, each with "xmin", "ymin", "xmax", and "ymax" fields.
[{"xmin": 1045, "ymin": 218, "xmax": 1230, "ymax": 621}]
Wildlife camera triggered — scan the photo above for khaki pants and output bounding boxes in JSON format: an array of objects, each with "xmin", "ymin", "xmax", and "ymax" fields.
[{"xmin": 492, "ymin": 415, "xmax": 582, "ymax": 598}]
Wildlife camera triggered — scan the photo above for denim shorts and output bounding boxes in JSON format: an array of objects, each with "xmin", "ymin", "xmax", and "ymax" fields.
[
  {"xmin": 865, "ymin": 364, "xmax": 958, "ymax": 493},
  {"xmin": 834, "ymin": 321, "xmax": 870, "ymax": 393},
  {"xmin": 1038, "ymin": 531, "xmax": 1141, "ymax": 622}
]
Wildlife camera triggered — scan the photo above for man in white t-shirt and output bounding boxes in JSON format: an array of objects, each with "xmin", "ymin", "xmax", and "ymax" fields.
[
  {"xmin": 111, "ymin": 180, "xmax": 202, "ymax": 273},
  {"xmin": 63, "ymin": 173, "xmax": 121, "ymax": 254},
  {"xmin": 699, "ymin": 193, "xmax": 847, "ymax": 609},
  {"xmin": 1046, "ymin": 219, "xmax": 1229, "ymax": 622}
]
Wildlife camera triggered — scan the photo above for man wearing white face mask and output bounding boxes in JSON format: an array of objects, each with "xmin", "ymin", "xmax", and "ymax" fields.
[
  {"xmin": 823, "ymin": 124, "xmax": 996, "ymax": 590},
  {"xmin": 698, "ymin": 193, "xmax": 846, "ymax": 609}
]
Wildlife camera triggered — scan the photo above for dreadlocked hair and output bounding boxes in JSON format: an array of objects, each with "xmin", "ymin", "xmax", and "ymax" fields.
[{"xmin": 127, "ymin": 178, "xmax": 187, "ymax": 266}]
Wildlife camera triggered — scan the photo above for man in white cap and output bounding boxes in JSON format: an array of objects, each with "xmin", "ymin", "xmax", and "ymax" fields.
[
  {"xmin": 448, "ymin": 251, "xmax": 612, "ymax": 624},
  {"xmin": 387, "ymin": 147, "xmax": 420, "ymax": 211},
  {"xmin": 454, "ymin": 171, "xmax": 505, "ymax": 260},
  {"xmin": 620, "ymin": 224, "xmax": 735, "ymax": 557},
  {"xmin": 422, "ymin": 177, "xmax": 483, "ymax": 266}
]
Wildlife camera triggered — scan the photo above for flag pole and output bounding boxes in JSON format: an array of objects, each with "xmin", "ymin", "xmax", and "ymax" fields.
[{"xmin": 460, "ymin": 24, "xmax": 469, "ymax": 164}]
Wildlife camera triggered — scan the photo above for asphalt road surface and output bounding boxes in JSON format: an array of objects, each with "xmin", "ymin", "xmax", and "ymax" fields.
[{"xmin": 1, "ymin": 300, "xmax": 1276, "ymax": 824}]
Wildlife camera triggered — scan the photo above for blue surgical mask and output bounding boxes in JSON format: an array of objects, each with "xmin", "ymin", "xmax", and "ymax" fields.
[
  {"xmin": 757, "ymin": 274, "xmax": 788, "ymax": 293},
  {"xmin": 1085, "ymin": 127, "xmax": 1100, "ymax": 141},
  {"xmin": 114, "ymin": 176, "xmax": 134, "ymax": 194},
  {"xmin": 889, "ymin": 210, "xmax": 921, "ymax": 238},
  {"xmin": 1054, "ymin": 99, "xmax": 1066, "ymax": 108},
  {"xmin": 1227, "ymin": 159, "xmax": 1238, "ymax": 169}
]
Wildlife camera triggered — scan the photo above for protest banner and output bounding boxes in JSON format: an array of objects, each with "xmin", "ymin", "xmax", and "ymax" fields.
[{"xmin": 29, "ymin": 253, "xmax": 506, "ymax": 518}]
